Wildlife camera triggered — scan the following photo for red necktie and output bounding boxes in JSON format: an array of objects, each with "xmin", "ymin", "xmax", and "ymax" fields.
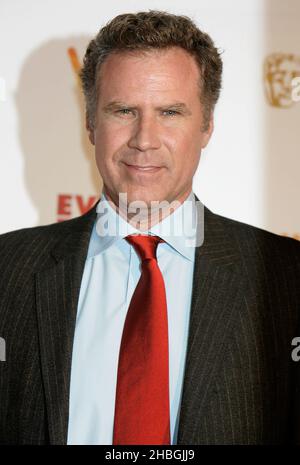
[{"xmin": 112, "ymin": 234, "xmax": 171, "ymax": 445}]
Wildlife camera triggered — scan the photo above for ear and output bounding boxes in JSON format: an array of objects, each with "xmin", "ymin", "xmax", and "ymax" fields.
[
  {"xmin": 86, "ymin": 113, "xmax": 95, "ymax": 146},
  {"xmin": 201, "ymin": 113, "xmax": 214, "ymax": 149}
]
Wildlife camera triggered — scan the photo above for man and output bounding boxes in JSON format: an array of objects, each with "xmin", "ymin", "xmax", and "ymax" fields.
[{"xmin": 0, "ymin": 10, "xmax": 300, "ymax": 445}]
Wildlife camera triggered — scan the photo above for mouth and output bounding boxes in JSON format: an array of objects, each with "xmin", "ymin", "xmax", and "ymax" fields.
[{"xmin": 123, "ymin": 163, "xmax": 164, "ymax": 174}]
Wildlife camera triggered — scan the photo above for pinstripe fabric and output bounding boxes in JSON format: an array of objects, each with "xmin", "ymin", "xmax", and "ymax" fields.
[{"xmin": 0, "ymin": 197, "xmax": 300, "ymax": 444}]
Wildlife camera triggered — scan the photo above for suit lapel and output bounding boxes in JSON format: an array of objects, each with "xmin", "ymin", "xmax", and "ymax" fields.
[
  {"xmin": 177, "ymin": 201, "xmax": 243, "ymax": 444},
  {"xmin": 35, "ymin": 204, "xmax": 98, "ymax": 444}
]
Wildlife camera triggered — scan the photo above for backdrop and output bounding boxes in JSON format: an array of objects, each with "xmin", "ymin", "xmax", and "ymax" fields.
[{"xmin": 0, "ymin": 0, "xmax": 299, "ymax": 239}]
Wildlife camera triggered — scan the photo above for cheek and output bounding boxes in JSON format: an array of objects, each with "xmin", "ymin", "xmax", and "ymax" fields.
[
  {"xmin": 166, "ymin": 129, "xmax": 201, "ymax": 170},
  {"xmin": 94, "ymin": 125, "xmax": 126, "ymax": 164}
]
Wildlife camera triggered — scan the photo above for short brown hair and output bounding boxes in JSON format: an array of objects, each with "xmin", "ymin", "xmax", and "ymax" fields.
[{"xmin": 80, "ymin": 10, "xmax": 223, "ymax": 131}]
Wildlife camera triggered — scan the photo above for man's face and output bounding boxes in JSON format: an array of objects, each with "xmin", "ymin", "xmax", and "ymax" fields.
[{"xmin": 88, "ymin": 46, "xmax": 213, "ymax": 208}]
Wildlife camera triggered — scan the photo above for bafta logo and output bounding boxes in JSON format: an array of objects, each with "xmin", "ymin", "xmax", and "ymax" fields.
[{"xmin": 264, "ymin": 53, "xmax": 300, "ymax": 107}]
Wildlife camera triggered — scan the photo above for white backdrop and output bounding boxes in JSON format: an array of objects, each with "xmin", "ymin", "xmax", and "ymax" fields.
[{"xmin": 0, "ymin": 0, "xmax": 299, "ymax": 238}]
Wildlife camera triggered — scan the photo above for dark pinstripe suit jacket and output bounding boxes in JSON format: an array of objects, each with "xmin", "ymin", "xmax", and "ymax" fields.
[{"xmin": 1, "ymin": 197, "xmax": 300, "ymax": 445}]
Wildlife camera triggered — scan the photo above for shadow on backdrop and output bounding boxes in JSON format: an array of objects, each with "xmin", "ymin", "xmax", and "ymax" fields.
[{"xmin": 15, "ymin": 36, "xmax": 102, "ymax": 226}]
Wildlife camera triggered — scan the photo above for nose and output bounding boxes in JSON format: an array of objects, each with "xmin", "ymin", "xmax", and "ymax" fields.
[{"xmin": 127, "ymin": 114, "xmax": 161, "ymax": 152}]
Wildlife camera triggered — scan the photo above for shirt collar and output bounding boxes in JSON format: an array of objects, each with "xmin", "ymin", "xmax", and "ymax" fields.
[{"xmin": 87, "ymin": 190, "xmax": 198, "ymax": 262}]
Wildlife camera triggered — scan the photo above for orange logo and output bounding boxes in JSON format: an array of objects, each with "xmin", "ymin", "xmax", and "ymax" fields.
[{"xmin": 68, "ymin": 47, "xmax": 82, "ymax": 84}]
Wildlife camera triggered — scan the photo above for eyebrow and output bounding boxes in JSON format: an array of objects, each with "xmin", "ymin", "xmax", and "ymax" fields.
[{"xmin": 102, "ymin": 101, "xmax": 192, "ymax": 114}]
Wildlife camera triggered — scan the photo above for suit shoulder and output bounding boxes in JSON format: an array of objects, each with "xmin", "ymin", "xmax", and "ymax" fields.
[
  {"xmin": 0, "ymin": 216, "xmax": 71, "ymax": 248},
  {"xmin": 0, "ymin": 205, "xmax": 97, "ymax": 267},
  {"xmin": 0, "ymin": 205, "xmax": 97, "ymax": 246},
  {"xmin": 205, "ymin": 206, "xmax": 300, "ymax": 264}
]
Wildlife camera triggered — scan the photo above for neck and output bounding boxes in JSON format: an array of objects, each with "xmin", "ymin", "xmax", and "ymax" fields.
[{"xmin": 102, "ymin": 188, "xmax": 192, "ymax": 231}]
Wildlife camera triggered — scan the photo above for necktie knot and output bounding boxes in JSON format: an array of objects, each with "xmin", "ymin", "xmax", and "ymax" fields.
[{"xmin": 125, "ymin": 234, "xmax": 163, "ymax": 262}]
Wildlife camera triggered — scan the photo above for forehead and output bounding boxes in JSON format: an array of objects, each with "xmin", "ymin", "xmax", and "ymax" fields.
[{"xmin": 97, "ymin": 47, "xmax": 201, "ymax": 99}]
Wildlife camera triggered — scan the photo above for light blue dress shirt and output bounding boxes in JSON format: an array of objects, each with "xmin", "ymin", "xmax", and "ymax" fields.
[{"xmin": 67, "ymin": 190, "xmax": 197, "ymax": 445}]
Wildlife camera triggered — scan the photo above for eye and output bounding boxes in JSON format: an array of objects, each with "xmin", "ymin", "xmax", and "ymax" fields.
[
  {"xmin": 117, "ymin": 108, "xmax": 133, "ymax": 115},
  {"xmin": 163, "ymin": 109, "xmax": 179, "ymax": 116}
]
